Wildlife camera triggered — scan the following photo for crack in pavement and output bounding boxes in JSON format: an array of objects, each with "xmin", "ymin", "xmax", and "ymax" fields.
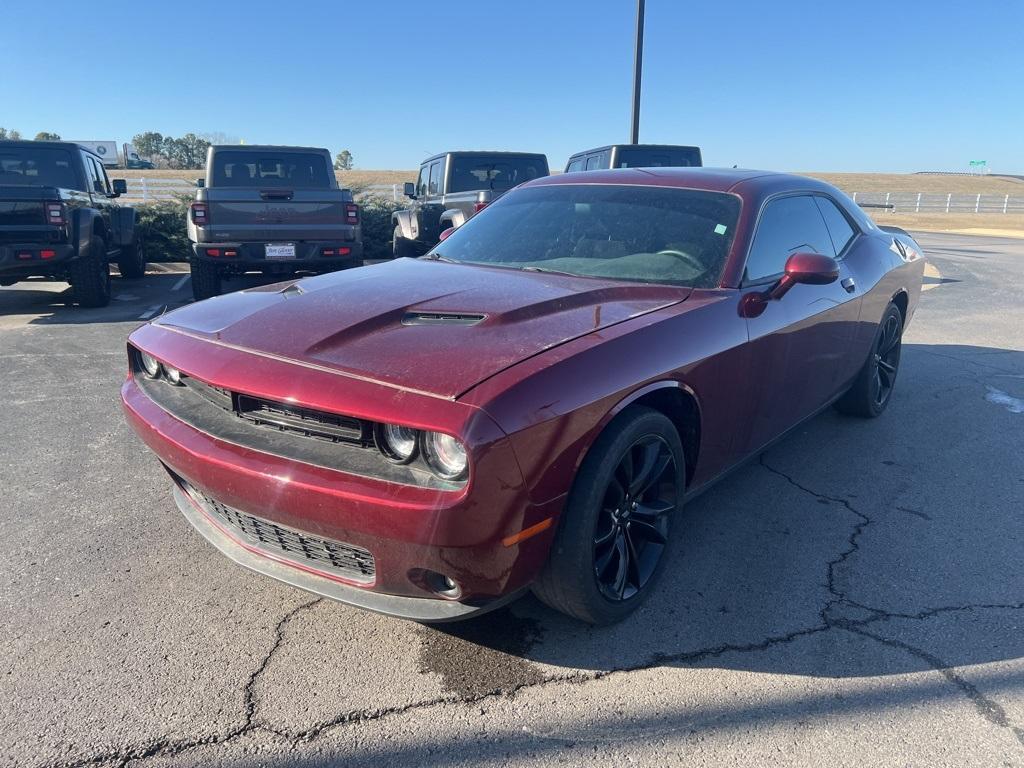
[
  {"xmin": 759, "ymin": 455, "xmax": 1024, "ymax": 750},
  {"xmin": 39, "ymin": 458, "xmax": 1023, "ymax": 766},
  {"xmin": 41, "ymin": 598, "xmax": 322, "ymax": 768}
]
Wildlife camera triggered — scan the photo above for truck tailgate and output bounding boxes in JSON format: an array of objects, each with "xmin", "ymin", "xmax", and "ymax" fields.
[
  {"xmin": 198, "ymin": 188, "xmax": 355, "ymax": 242},
  {"xmin": 0, "ymin": 186, "xmax": 54, "ymax": 240}
]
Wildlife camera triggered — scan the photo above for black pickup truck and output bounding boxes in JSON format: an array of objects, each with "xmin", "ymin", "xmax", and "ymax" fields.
[
  {"xmin": 0, "ymin": 141, "xmax": 146, "ymax": 307},
  {"xmin": 187, "ymin": 145, "xmax": 363, "ymax": 300}
]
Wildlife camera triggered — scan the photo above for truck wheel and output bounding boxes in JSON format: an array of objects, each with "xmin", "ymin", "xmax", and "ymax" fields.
[
  {"xmin": 68, "ymin": 233, "xmax": 112, "ymax": 308},
  {"xmin": 190, "ymin": 260, "xmax": 222, "ymax": 301},
  {"xmin": 117, "ymin": 234, "xmax": 147, "ymax": 279},
  {"xmin": 393, "ymin": 225, "xmax": 416, "ymax": 259}
]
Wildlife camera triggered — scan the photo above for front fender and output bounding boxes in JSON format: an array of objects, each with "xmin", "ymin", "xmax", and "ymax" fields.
[
  {"xmin": 110, "ymin": 206, "xmax": 137, "ymax": 247},
  {"xmin": 392, "ymin": 210, "xmax": 414, "ymax": 240}
]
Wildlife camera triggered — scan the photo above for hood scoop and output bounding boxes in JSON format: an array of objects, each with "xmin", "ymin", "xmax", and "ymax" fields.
[{"xmin": 401, "ymin": 311, "xmax": 486, "ymax": 326}]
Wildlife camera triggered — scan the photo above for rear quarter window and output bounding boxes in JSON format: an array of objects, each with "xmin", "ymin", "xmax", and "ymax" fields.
[
  {"xmin": 211, "ymin": 151, "xmax": 332, "ymax": 188},
  {"xmin": 814, "ymin": 196, "xmax": 857, "ymax": 255}
]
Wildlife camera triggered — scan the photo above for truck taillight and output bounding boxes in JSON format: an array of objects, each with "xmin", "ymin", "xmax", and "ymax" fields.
[
  {"xmin": 45, "ymin": 202, "xmax": 66, "ymax": 226},
  {"xmin": 190, "ymin": 202, "xmax": 209, "ymax": 225},
  {"xmin": 345, "ymin": 203, "xmax": 359, "ymax": 225},
  {"xmin": 473, "ymin": 201, "xmax": 489, "ymax": 213}
]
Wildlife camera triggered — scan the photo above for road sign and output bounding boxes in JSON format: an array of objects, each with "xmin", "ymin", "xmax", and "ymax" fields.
[{"xmin": 969, "ymin": 160, "xmax": 987, "ymax": 166}]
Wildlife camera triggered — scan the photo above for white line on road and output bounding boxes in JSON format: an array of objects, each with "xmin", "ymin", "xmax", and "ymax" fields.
[
  {"xmin": 139, "ymin": 304, "xmax": 162, "ymax": 320},
  {"xmin": 172, "ymin": 275, "xmax": 191, "ymax": 292}
]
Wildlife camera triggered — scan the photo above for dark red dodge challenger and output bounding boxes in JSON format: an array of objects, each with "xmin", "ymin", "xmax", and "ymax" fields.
[{"xmin": 122, "ymin": 168, "xmax": 924, "ymax": 625}]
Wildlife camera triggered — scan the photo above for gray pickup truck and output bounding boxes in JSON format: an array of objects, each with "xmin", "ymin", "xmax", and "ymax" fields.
[
  {"xmin": 392, "ymin": 151, "xmax": 548, "ymax": 258},
  {"xmin": 0, "ymin": 140, "xmax": 145, "ymax": 307},
  {"xmin": 187, "ymin": 145, "xmax": 362, "ymax": 300}
]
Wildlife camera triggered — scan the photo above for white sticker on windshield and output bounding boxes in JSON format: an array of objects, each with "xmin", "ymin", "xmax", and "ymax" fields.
[{"xmin": 714, "ymin": 224, "xmax": 728, "ymax": 235}]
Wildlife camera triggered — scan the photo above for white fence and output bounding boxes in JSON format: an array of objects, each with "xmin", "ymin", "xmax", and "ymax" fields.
[
  {"xmin": 119, "ymin": 178, "xmax": 402, "ymax": 203},
  {"xmin": 118, "ymin": 179, "xmax": 1024, "ymax": 214},
  {"xmin": 851, "ymin": 191, "xmax": 1024, "ymax": 214}
]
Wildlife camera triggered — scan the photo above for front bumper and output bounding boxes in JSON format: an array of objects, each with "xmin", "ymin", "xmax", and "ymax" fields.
[
  {"xmin": 0, "ymin": 242, "xmax": 74, "ymax": 277},
  {"xmin": 120, "ymin": 343, "xmax": 561, "ymax": 620},
  {"xmin": 171, "ymin": 481, "xmax": 527, "ymax": 621}
]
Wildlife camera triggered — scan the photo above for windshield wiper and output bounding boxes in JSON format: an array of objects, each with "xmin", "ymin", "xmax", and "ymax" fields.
[
  {"xmin": 519, "ymin": 265, "xmax": 578, "ymax": 277},
  {"xmin": 421, "ymin": 252, "xmax": 459, "ymax": 263}
]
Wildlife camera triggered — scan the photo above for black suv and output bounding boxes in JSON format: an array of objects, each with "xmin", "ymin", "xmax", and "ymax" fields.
[
  {"xmin": 0, "ymin": 141, "xmax": 145, "ymax": 307},
  {"xmin": 565, "ymin": 144, "xmax": 702, "ymax": 172}
]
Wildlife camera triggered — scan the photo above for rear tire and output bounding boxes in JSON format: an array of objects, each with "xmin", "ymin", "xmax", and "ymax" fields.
[
  {"xmin": 117, "ymin": 233, "xmax": 147, "ymax": 279},
  {"xmin": 190, "ymin": 259, "xmax": 222, "ymax": 301},
  {"xmin": 835, "ymin": 303, "xmax": 903, "ymax": 418},
  {"xmin": 68, "ymin": 233, "xmax": 111, "ymax": 308},
  {"xmin": 532, "ymin": 406, "xmax": 685, "ymax": 625},
  {"xmin": 393, "ymin": 225, "xmax": 416, "ymax": 259}
]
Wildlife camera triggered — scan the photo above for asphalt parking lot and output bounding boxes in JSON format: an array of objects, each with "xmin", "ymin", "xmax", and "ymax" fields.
[{"xmin": 2, "ymin": 232, "xmax": 1022, "ymax": 767}]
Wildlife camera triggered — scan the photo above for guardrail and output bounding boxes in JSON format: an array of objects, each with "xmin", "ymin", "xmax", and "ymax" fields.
[
  {"xmin": 851, "ymin": 192, "xmax": 1024, "ymax": 214},
  {"xmin": 119, "ymin": 179, "xmax": 403, "ymax": 202}
]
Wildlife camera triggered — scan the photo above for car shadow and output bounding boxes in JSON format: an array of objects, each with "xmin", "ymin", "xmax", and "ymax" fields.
[{"xmin": 415, "ymin": 343, "xmax": 1024, "ymax": 690}]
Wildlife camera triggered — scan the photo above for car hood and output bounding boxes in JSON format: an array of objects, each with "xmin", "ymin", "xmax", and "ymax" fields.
[{"xmin": 155, "ymin": 258, "xmax": 690, "ymax": 399}]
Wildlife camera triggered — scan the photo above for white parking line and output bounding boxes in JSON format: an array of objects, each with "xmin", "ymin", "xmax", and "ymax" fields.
[
  {"xmin": 172, "ymin": 275, "xmax": 191, "ymax": 292},
  {"xmin": 139, "ymin": 304, "xmax": 162, "ymax": 320}
]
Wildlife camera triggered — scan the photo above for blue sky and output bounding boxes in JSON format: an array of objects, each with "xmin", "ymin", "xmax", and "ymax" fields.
[{"xmin": 2, "ymin": 0, "xmax": 1021, "ymax": 173}]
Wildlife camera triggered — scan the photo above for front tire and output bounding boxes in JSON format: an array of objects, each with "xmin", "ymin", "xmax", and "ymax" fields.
[
  {"xmin": 190, "ymin": 259, "xmax": 222, "ymax": 301},
  {"xmin": 835, "ymin": 303, "xmax": 903, "ymax": 418},
  {"xmin": 393, "ymin": 225, "xmax": 416, "ymax": 259},
  {"xmin": 532, "ymin": 406, "xmax": 685, "ymax": 625},
  {"xmin": 68, "ymin": 233, "xmax": 111, "ymax": 308}
]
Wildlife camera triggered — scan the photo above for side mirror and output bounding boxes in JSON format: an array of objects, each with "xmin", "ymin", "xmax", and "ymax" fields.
[
  {"xmin": 111, "ymin": 178, "xmax": 128, "ymax": 195},
  {"xmin": 195, "ymin": 178, "xmax": 205, "ymax": 188},
  {"xmin": 438, "ymin": 227, "xmax": 456, "ymax": 242},
  {"xmin": 769, "ymin": 252, "xmax": 839, "ymax": 300},
  {"xmin": 403, "ymin": 181, "xmax": 416, "ymax": 198}
]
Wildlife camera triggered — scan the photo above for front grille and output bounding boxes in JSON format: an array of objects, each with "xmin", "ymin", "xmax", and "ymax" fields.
[
  {"xmin": 179, "ymin": 375, "xmax": 369, "ymax": 445},
  {"xmin": 184, "ymin": 481, "xmax": 376, "ymax": 582}
]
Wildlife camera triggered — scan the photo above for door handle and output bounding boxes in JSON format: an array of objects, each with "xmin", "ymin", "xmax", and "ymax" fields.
[{"xmin": 841, "ymin": 277, "xmax": 856, "ymax": 293}]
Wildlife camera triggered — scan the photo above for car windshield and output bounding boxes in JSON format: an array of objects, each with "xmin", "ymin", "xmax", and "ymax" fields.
[
  {"xmin": 447, "ymin": 155, "xmax": 547, "ymax": 193},
  {"xmin": 211, "ymin": 151, "xmax": 332, "ymax": 188},
  {"xmin": 430, "ymin": 184, "xmax": 740, "ymax": 288},
  {"xmin": 0, "ymin": 147, "xmax": 77, "ymax": 187}
]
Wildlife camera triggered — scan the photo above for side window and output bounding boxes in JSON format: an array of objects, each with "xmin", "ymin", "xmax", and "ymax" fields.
[
  {"xmin": 745, "ymin": 195, "xmax": 835, "ymax": 282},
  {"xmin": 93, "ymin": 159, "xmax": 111, "ymax": 194},
  {"xmin": 83, "ymin": 154, "xmax": 101, "ymax": 193},
  {"xmin": 566, "ymin": 158, "xmax": 585, "ymax": 173},
  {"xmin": 427, "ymin": 161, "xmax": 443, "ymax": 195},
  {"xmin": 416, "ymin": 164, "xmax": 429, "ymax": 197},
  {"xmin": 584, "ymin": 154, "xmax": 603, "ymax": 171},
  {"xmin": 814, "ymin": 196, "xmax": 856, "ymax": 255}
]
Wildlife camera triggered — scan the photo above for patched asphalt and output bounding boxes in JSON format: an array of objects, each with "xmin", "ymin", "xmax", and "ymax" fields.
[{"xmin": 1, "ymin": 233, "xmax": 1022, "ymax": 767}]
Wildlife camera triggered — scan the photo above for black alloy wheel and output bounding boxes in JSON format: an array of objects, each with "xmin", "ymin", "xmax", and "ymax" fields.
[{"xmin": 593, "ymin": 435, "xmax": 676, "ymax": 601}]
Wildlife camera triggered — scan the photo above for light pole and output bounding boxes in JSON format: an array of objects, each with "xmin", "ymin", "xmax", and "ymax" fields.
[{"xmin": 630, "ymin": 0, "xmax": 645, "ymax": 144}]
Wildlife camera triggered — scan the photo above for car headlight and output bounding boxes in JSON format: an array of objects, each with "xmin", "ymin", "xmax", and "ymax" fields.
[
  {"xmin": 164, "ymin": 365, "xmax": 182, "ymax": 385},
  {"xmin": 376, "ymin": 423, "xmax": 418, "ymax": 463},
  {"xmin": 139, "ymin": 350, "xmax": 160, "ymax": 378},
  {"xmin": 421, "ymin": 431, "xmax": 468, "ymax": 480}
]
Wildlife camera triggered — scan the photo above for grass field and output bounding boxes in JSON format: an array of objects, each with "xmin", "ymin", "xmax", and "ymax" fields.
[{"xmin": 116, "ymin": 168, "xmax": 1024, "ymax": 236}]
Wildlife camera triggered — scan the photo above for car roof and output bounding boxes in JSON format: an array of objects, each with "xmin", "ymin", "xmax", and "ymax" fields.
[
  {"xmin": 210, "ymin": 145, "xmax": 329, "ymax": 153},
  {"xmin": 0, "ymin": 139, "xmax": 101, "ymax": 159},
  {"xmin": 420, "ymin": 151, "xmax": 548, "ymax": 163},
  {"xmin": 527, "ymin": 167, "xmax": 838, "ymax": 195},
  {"xmin": 568, "ymin": 144, "xmax": 701, "ymax": 157}
]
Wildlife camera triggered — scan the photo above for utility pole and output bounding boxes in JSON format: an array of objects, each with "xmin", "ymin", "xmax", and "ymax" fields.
[{"xmin": 630, "ymin": 0, "xmax": 645, "ymax": 144}]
